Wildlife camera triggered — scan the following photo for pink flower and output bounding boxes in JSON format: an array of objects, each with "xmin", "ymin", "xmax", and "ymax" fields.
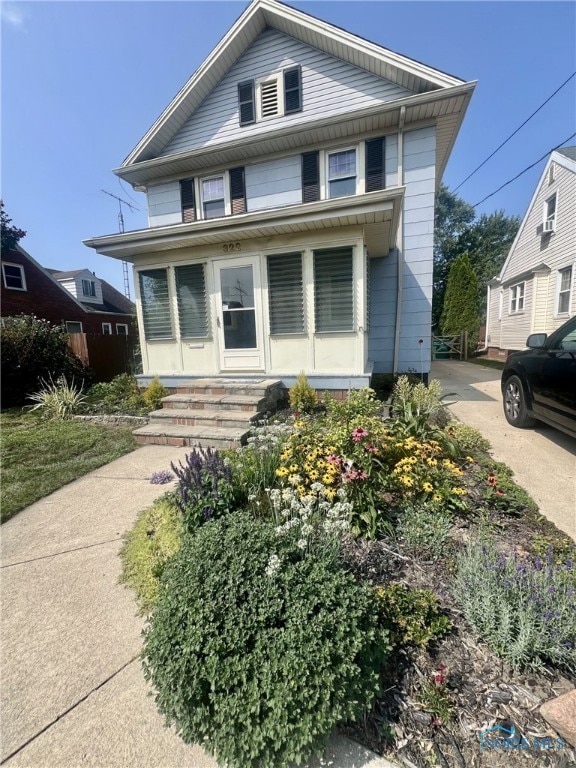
[
  {"xmin": 434, "ymin": 674, "xmax": 444, "ymax": 684},
  {"xmin": 352, "ymin": 427, "xmax": 369, "ymax": 442},
  {"xmin": 327, "ymin": 454, "xmax": 342, "ymax": 466},
  {"xmin": 342, "ymin": 469, "xmax": 368, "ymax": 482},
  {"xmin": 365, "ymin": 444, "xmax": 379, "ymax": 454}
]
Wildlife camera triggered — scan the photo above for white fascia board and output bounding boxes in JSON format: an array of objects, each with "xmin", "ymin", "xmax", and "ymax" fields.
[{"xmin": 551, "ymin": 150, "xmax": 576, "ymax": 174}]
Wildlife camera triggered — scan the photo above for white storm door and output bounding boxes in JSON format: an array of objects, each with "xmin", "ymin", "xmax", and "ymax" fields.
[{"xmin": 215, "ymin": 257, "xmax": 264, "ymax": 371}]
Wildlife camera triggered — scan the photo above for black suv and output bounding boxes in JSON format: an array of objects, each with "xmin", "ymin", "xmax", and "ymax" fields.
[{"xmin": 501, "ymin": 315, "xmax": 576, "ymax": 438}]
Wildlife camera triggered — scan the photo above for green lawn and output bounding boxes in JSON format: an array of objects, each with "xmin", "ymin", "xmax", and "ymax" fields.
[{"xmin": 1, "ymin": 410, "xmax": 137, "ymax": 523}]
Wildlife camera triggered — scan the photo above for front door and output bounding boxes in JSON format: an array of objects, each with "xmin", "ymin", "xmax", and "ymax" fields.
[{"xmin": 215, "ymin": 257, "xmax": 264, "ymax": 371}]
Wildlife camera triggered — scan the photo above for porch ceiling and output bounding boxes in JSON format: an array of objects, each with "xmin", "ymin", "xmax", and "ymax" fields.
[{"xmin": 84, "ymin": 188, "xmax": 403, "ymax": 261}]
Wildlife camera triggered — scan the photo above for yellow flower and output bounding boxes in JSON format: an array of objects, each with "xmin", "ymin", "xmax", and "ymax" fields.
[
  {"xmin": 433, "ymin": 493, "xmax": 442, "ymax": 502},
  {"xmin": 309, "ymin": 469, "xmax": 320, "ymax": 480},
  {"xmin": 325, "ymin": 488, "xmax": 336, "ymax": 500},
  {"xmin": 451, "ymin": 467, "xmax": 464, "ymax": 477},
  {"xmin": 297, "ymin": 485, "xmax": 307, "ymax": 496},
  {"xmin": 400, "ymin": 475, "xmax": 414, "ymax": 487},
  {"xmin": 322, "ymin": 473, "xmax": 334, "ymax": 485},
  {"xmin": 276, "ymin": 467, "xmax": 289, "ymax": 478},
  {"xmin": 426, "ymin": 458, "xmax": 438, "ymax": 467},
  {"xmin": 466, "ymin": 456, "xmax": 475, "ymax": 463},
  {"xmin": 422, "ymin": 482, "xmax": 434, "ymax": 493},
  {"xmin": 452, "ymin": 487, "xmax": 467, "ymax": 496},
  {"xmin": 289, "ymin": 464, "xmax": 298, "ymax": 473}
]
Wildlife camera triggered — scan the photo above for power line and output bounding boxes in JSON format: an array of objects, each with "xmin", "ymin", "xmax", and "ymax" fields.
[
  {"xmin": 454, "ymin": 71, "xmax": 576, "ymax": 192},
  {"xmin": 472, "ymin": 133, "xmax": 576, "ymax": 208}
]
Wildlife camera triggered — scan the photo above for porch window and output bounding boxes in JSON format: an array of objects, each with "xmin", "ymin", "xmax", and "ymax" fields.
[
  {"xmin": 557, "ymin": 266, "xmax": 572, "ymax": 314},
  {"xmin": 267, "ymin": 253, "xmax": 304, "ymax": 334},
  {"xmin": 175, "ymin": 264, "xmax": 208, "ymax": 338},
  {"xmin": 138, "ymin": 269, "xmax": 172, "ymax": 340},
  {"xmin": 314, "ymin": 247, "xmax": 354, "ymax": 332},
  {"xmin": 327, "ymin": 149, "xmax": 356, "ymax": 198},
  {"xmin": 201, "ymin": 176, "xmax": 225, "ymax": 219},
  {"xmin": 509, "ymin": 282, "xmax": 525, "ymax": 314}
]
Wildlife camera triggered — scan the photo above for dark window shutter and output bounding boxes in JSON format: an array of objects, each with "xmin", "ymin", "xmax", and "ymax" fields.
[
  {"xmin": 180, "ymin": 179, "xmax": 196, "ymax": 223},
  {"xmin": 302, "ymin": 151, "xmax": 319, "ymax": 203},
  {"xmin": 229, "ymin": 167, "xmax": 246, "ymax": 215},
  {"xmin": 238, "ymin": 80, "xmax": 255, "ymax": 126},
  {"xmin": 365, "ymin": 137, "xmax": 385, "ymax": 192},
  {"xmin": 284, "ymin": 66, "xmax": 302, "ymax": 114}
]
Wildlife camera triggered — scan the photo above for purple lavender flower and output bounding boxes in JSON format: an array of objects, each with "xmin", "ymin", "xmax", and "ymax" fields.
[{"xmin": 149, "ymin": 469, "xmax": 174, "ymax": 485}]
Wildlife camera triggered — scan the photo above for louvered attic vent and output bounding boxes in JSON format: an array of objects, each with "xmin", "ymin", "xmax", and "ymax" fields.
[
  {"xmin": 238, "ymin": 67, "xmax": 301, "ymax": 126},
  {"xmin": 260, "ymin": 79, "xmax": 280, "ymax": 118}
]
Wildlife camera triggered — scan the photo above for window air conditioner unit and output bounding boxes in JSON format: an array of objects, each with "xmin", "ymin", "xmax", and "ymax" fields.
[{"xmin": 543, "ymin": 219, "xmax": 555, "ymax": 233}]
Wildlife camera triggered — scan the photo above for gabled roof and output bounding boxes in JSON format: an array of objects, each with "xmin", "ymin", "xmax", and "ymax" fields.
[
  {"xmin": 47, "ymin": 267, "xmax": 135, "ymax": 315},
  {"xmin": 556, "ymin": 146, "xmax": 576, "ymax": 162},
  {"xmin": 122, "ymin": 0, "xmax": 470, "ymax": 169},
  {"xmin": 48, "ymin": 268, "xmax": 97, "ymax": 281}
]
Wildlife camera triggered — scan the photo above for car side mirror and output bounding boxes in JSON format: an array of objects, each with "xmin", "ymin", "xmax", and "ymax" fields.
[{"xmin": 526, "ymin": 333, "xmax": 547, "ymax": 348}]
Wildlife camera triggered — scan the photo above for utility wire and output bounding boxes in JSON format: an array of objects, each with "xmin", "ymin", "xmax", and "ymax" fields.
[
  {"xmin": 454, "ymin": 71, "xmax": 576, "ymax": 192},
  {"xmin": 472, "ymin": 133, "xmax": 576, "ymax": 208}
]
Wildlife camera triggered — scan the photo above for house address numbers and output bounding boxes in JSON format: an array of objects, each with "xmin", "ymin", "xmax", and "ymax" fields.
[{"xmin": 222, "ymin": 242, "xmax": 242, "ymax": 253}]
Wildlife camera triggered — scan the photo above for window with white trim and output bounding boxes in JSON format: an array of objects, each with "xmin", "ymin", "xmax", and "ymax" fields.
[
  {"xmin": 509, "ymin": 283, "xmax": 525, "ymax": 314},
  {"xmin": 327, "ymin": 149, "xmax": 357, "ymax": 199},
  {"xmin": 66, "ymin": 321, "xmax": 83, "ymax": 334},
  {"xmin": 557, "ymin": 266, "xmax": 572, "ymax": 315},
  {"xmin": 201, "ymin": 176, "xmax": 226, "ymax": 220},
  {"xmin": 102, "ymin": 323, "xmax": 112, "ymax": 335},
  {"xmin": 2, "ymin": 262, "xmax": 26, "ymax": 290},
  {"xmin": 138, "ymin": 269, "xmax": 172, "ymax": 340},
  {"xmin": 544, "ymin": 194, "xmax": 557, "ymax": 231},
  {"xmin": 267, "ymin": 253, "xmax": 304, "ymax": 334},
  {"xmin": 82, "ymin": 279, "xmax": 96, "ymax": 297},
  {"xmin": 314, "ymin": 247, "xmax": 354, "ymax": 332},
  {"xmin": 175, "ymin": 264, "xmax": 208, "ymax": 338},
  {"xmin": 238, "ymin": 66, "xmax": 301, "ymax": 126},
  {"xmin": 116, "ymin": 324, "xmax": 128, "ymax": 335}
]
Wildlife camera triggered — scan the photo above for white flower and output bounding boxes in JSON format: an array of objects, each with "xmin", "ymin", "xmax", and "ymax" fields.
[
  {"xmin": 297, "ymin": 538, "xmax": 307, "ymax": 550},
  {"xmin": 265, "ymin": 554, "xmax": 281, "ymax": 576}
]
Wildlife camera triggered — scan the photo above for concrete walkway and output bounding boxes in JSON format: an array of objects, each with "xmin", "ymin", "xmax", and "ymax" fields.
[
  {"xmin": 1, "ymin": 445, "xmax": 395, "ymax": 768},
  {"xmin": 431, "ymin": 359, "xmax": 576, "ymax": 540}
]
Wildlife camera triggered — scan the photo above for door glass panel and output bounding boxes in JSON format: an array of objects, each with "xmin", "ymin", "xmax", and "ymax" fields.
[{"xmin": 221, "ymin": 266, "xmax": 257, "ymax": 349}]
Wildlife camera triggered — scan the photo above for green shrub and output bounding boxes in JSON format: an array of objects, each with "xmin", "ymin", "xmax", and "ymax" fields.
[
  {"xmin": 396, "ymin": 504, "xmax": 453, "ymax": 560},
  {"xmin": 389, "ymin": 376, "xmax": 452, "ymax": 441},
  {"xmin": 142, "ymin": 511, "xmax": 385, "ymax": 768},
  {"xmin": 119, "ymin": 496, "xmax": 183, "ymax": 614},
  {"xmin": 478, "ymin": 460, "xmax": 538, "ymax": 514},
  {"xmin": 374, "ymin": 583, "xmax": 451, "ymax": 649},
  {"xmin": 142, "ymin": 375, "xmax": 169, "ymax": 412},
  {"xmin": 27, "ymin": 375, "xmax": 87, "ymax": 420},
  {"xmin": 445, "ymin": 420, "xmax": 491, "ymax": 456},
  {"xmin": 289, "ymin": 372, "xmax": 317, "ymax": 413},
  {"xmin": 531, "ymin": 534, "xmax": 575, "ymax": 565},
  {"xmin": 324, "ymin": 387, "xmax": 383, "ymax": 424},
  {"xmin": 85, "ymin": 373, "xmax": 146, "ymax": 415},
  {"xmin": 225, "ymin": 421, "xmax": 292, "ymax": 500},
  {"xmin": 1, "ymin": 314, "xmax": 90, "ymax": 408},
  {"xmin": 453, "ymin": 540, "xmax": 576, "ymax": 672}
]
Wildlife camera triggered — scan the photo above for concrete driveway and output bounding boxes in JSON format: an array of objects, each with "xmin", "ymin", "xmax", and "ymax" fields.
[{"xmin": 431, "ymin": 359, "xmax": 576, "ymax": 540}]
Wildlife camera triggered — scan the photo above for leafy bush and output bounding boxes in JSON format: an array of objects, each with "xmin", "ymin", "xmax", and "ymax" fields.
[
  {"xmin": 289, "ymin": 372, "xmax": 317, "ymax": 413},
  {"xmin": 1, "ymin": 314, "xmax": 90, "ymax": 408},
  {"xmin": 396, "ymin": 503, "xmax": 453, "ymax": 560},
  {"xmin": 171, "ymin": 447, "xmax": 235, "ymax": 533},
  {"xmin": 374, "ymin": 583, "xmax": 451, "ymax": 650},
  {"xmin": 390, "ymin": 376, "xmax": 450, "ymax": 435},
  {"xmin": 453, "ymin": 541, "xmax": 576, "ymax": 672},
  {"xmin": 324, "ymin": 387, "xmax": 383, "ymax": 424},
  {"xmin": 142, "ymin": 375, "xmax": 169, "ymax": 412},
  {"xmin": 531, "ymin": 534, "xmax": 575, "ymax": 565},
  {"xmin": 84, "ymin": 373, "xmax": 146, "ymax": 415},
  {"xmin": 142, "ymin": 512, "xmax": 385, "ymax": 768},
  {"xmin": 477, "ymin": 460, "xmax": 538, "ymax": 514},
  {"xmin": 27, "ymin": 375, "xmax": 87, "ymax": 420},
  {"xmin": 119, "ymin": 496, "xmax": 183, "ymax": 614},
  {"xmin": 225, "ymin": 421, "xmax": 292, "ymax": 499},
  {"xmin": 445, "ymin": 420, "xmax": 491, "ymax": 456}
]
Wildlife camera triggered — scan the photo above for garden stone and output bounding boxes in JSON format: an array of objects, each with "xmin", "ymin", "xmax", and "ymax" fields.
[{"xmin": 540, "ymin": 689, "xmax": 576, "ymax": 748}]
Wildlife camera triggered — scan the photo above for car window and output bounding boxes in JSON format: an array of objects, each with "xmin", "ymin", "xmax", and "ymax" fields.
[{"xmin": 553, "ymin": 326, "xmax": 576, "ymax": 351}]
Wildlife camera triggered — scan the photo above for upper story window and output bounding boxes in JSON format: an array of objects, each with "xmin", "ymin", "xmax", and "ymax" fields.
[
  {"xmin": 102, "ymin": 323, "xmax": 112, "ymax": 334},
  {"xmin": 327, "ymin": 149, "xmax": 357, "ymax": 198},
  {"xmin": 82, "ymin": 278, "xmax": 96, "ymax": 297},
  {"xmin": 201, "ymin": 176, "xmax": 226, "ymax": 219},
  {"xmin": 238, "ymin": 66, "xmax": 302, "ymax": 126},
  {"xmin": 2, "ymin": 262, "xmax": 26, "ymax": 291},
  {"xmin": 543, "ymin": 193, "xmax": 557, "ymax": 234},
  {"xmin": 557, "ymin": 266, "xmax": 573, "ymax": 315},
  {"xmin": 509, "ymin": 282, "xmax": 525, "ymax": 314}
]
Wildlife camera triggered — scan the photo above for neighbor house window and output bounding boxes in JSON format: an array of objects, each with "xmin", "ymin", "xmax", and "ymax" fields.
[
  {"xmin": 82, "ymin": 279, "xmax": 96, "ymax": 297},
  {"xmin": 66, "ymin": 321, "xmax": 83, "ymax": 334},
  {"xmin": 138, "ymin": 269, "xmax": 172, "ymax": 340},
  {"xmin": 102, "ymin": 323, "xmax": 112, "ymax": 335},
  {"xmin": 175, "ymin": 264, "xmax": 208, "ymax": 338},
  {"xmin": 557, "ymin": 266, "xmax": 572, "ymax": 315},
  {"xmin": 267, "ymin": 253, "xmax": 304, "ymax": 334},
  {"xmin": 509, "ymin": 283, "xmax": 525, "ymax": 314},
  {"xmin": 201, "ymin": 176, "xmax": 226, "ymax": 219},
  {"xmin": 544, "ymin": 194, "xmax": 557, "ymax": 229},
  {"xmin": 314, "ymin": 247, "xmax": 354, "ymax": 332},
  {"xmin": 327, "ymin": 149, "xmax": 357, "ymax": 198},
  {"xmin": 116, "ymin": 324, "xmax": 128, "ymax": 335},
  {"xmin": 2, "ymin": 262, "xmax": 26, "ymax": 290}
]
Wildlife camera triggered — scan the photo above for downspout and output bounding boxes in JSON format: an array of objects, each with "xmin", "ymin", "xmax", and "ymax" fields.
[{"xmin": 393, "ymin": 106, "xmax": 406, "ymax": 374}]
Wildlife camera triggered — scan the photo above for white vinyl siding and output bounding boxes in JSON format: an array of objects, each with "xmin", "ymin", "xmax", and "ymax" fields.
[
  {"xmin": 82, "ymin": 279, "xmax": 96, "ymax": 297},
  {"xmin": 557, "ymin": 266, "xmax": 572, "ymax": 315},
  {"xmin": 175, "ymin": 264, "xmax": 209, "ymax": 338},
  {"xmin": 147, "ymin": 181, "xmax": 182, "ymax": 227},
  {"xmin": 161, "ymin": 29, "xmax": 412, "ymax": 156},
  {"xmin": 138, "ymin": 269, "xmax": 173, "ymax": 340},
  {"xmin": 267, "ymin": 253, "xmax": 304, "ymax": 334},
  {"xmin": 313, "ymin": 248, "xmax": 354, "ymax": 332},
  {"xmin": 2, "ymin": 262, "xmax": 26, "ymax": 290},
  {"xmin": 509, "ymin": 283, "xmax": 525, "ymax": 314}
]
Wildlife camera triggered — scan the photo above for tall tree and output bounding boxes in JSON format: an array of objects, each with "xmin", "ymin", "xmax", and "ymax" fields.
[
  {"xmin": 1, "ymin": 201, "xmax": 26, "ymax": 252},
  {"xmin": 440, "ymin": 254, "xmax": 481, "ymax": 354}
]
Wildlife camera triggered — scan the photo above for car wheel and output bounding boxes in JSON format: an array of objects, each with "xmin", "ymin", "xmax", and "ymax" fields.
[{"xmin": 503, "ymin": 375, "xmax": 536, "ymax": 428}]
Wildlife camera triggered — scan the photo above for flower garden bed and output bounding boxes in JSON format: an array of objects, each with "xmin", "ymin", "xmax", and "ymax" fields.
[{"xmin": 121, "ymin": 379, "xmax": 575, "ymax": 768}]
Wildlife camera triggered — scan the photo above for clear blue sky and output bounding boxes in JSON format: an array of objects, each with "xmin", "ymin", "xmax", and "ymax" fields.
[{"xmin": 2, "ymin": 1, "xmax": 575, "ymax": 296}]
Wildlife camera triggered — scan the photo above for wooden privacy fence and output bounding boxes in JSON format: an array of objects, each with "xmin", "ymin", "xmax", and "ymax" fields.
[{"xmin": 68, "ymin": 333, "xmax": 138, "ymax": 382}]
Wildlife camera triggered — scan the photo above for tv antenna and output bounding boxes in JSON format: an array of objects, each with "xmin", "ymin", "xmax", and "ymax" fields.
[{"xmin": 101, "ymin": 189, "xmax": 140, "ymax": 299}]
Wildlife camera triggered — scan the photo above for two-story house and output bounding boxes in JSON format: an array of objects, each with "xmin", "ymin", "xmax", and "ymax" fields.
[
  {"xmin": 486, "ymin": 147, "xmax": 576, "ymax": 358},
  {"xmin": 85, "ymin": 0, "xmax": 475, "ymax": 395}
]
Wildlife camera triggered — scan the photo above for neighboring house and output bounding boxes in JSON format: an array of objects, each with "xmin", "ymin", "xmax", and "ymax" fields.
[
  {"xmin": 1, "ymin": 245, "xmax": 135, "ymax": 335},
  {"xmin": 486, "ymin": 147, "xmax": 576, "ymax": 359},
  {"xmin": 85, "ymin": 0, "xmax": 475, "ymax": 391}
]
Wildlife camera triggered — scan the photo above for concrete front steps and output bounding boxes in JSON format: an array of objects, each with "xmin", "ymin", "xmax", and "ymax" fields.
[{"xmin": 133, "ymin": 378, "xmax": 286, "ymax": 448}]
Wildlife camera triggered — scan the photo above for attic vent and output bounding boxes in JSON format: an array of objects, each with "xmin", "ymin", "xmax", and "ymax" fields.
[{"xmin": 260, "ymin": 78, "xmax": 280, "ymax": 118}]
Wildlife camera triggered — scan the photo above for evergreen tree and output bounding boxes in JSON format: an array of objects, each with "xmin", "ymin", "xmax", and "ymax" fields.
[{"xmin": 440, "ymin": 254, "xmax": 481, "ymax": 354}]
